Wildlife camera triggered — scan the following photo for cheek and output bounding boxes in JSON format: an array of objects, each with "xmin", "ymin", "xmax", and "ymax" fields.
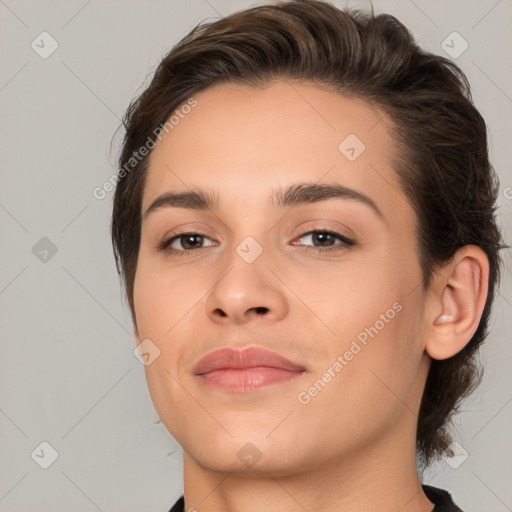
[
  {"xmin": 298, "ymin": 250, "xmax": 403, "ymax": 335},
  {"xmin": 133, "ymin": 254, "xmax": 204, "ymax": 338},
  {"xmin": 307, "ymin": 250, "xmax": 423, "ymax": 400},
  {"xmin": 298, "ymin": 305, "xmax": 422, "ymax": 447}
]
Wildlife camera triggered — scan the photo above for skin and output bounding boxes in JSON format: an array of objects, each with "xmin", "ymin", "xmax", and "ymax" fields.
[{"xmin": 132, "ymin": 80, "xmax": 489, "ymax": 512}]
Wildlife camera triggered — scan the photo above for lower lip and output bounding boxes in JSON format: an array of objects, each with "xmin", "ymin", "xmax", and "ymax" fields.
[{"xmin": 197, "ymin": 367, "xmax": 304, "ymax": 392}]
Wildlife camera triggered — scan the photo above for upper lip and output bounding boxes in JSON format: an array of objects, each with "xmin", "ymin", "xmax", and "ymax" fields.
[{"xmin": 193, "ymin": 346, "xmax": 306, "ymax": 375}]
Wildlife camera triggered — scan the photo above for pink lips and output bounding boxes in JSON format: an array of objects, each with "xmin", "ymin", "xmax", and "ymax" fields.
[{"xmin": 193, "ymin": 346, "xmax": 306, "ymax": 392}]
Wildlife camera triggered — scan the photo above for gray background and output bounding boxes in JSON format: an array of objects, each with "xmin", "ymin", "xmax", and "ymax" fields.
[{"xmin": 0, "ymin": 0, "xmax": 511, "ymax": 511}]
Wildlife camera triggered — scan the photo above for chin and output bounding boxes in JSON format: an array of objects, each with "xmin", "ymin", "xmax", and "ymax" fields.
[
  {"xmin": 190, "ymin": 449, "xmax": 307, "ymax": 477},
  {"xmin": 180, "ymin": 430, "xmax": 315, "ymax": 477}
]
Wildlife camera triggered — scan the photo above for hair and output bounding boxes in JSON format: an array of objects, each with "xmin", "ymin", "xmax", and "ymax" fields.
[{"xmin": 110, "ymin": 0, "xmax": 506, "ymax": 468}]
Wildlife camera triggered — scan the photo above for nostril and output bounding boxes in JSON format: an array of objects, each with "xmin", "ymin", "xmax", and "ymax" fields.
[{"xmin": 253, "ymin": 307, "xmax": 268, "ymax": 315}]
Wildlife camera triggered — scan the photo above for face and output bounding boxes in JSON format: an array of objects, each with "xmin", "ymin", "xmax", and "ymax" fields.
[{"xmin": 133, "ymin": 80, "xmax": 431, "ymax": 475}]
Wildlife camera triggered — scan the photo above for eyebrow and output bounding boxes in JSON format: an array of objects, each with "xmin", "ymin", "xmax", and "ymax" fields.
[{"xmin": 143, "ymin": 182, "xmax": 385, "ymax": 223}]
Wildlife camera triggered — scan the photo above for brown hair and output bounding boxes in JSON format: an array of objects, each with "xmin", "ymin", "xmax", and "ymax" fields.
[{"xmin": 111, "ymin": 0, "xmax": 506, "ymax": 468}]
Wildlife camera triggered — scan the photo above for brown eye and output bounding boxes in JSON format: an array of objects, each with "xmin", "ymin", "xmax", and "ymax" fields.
[
  {"xmin": 158, "ymin": 231, "xmax": 216, "ymax": 255},
  {"xmin": 293, "ymin": 229, "xmax": 355, "ymax": 253}
]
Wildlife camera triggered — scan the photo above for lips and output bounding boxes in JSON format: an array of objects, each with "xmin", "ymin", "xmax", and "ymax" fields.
[{"xmin": 193, "ymin": 346, "xmax": 306, "ymax": 375}]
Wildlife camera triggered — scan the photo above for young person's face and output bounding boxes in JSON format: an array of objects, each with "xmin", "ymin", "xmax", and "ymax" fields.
[{"xmin": 134, "ymin": 80, "xmax": 432, "ymax": 474}]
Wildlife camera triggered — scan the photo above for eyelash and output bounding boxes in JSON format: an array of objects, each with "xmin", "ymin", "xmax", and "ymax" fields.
[{"xmin": 158, "ymin": 228, "xmax": 355, "ymax": 256}]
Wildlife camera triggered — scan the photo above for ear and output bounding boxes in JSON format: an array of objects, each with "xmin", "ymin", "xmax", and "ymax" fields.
[{"xmin": 424, "ymin": 245, "xmax": 489, "ymax": 360}]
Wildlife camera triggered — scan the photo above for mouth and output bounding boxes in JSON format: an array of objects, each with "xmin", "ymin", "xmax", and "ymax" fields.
[
  {"xmin": 193, "ymin": 346, "xmax": 306, "ymax": 392},
  {"xmin": 197, "ymin": 366, "xmax": 305, "ymax": 392}
]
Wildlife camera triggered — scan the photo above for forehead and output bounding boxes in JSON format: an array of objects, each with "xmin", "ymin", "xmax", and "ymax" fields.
[{"xmin": 142, "ymin": 80, "xmax": 406, "ymax": 219}]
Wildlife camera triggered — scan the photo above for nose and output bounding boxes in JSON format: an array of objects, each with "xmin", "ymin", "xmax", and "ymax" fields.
[{"xmin": 205, "ymin": 252, "xmax": 289, "ymax": 325}]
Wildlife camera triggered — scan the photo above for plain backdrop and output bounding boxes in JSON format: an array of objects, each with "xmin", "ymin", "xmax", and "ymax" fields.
[{"xmin": 0, "ymin": 1, "xmax": 511, "ymax": 511}]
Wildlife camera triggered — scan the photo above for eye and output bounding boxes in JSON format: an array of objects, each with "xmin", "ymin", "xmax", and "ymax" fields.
[
  {"xmin": 158, "ymin": 228, "xmax": 355, "ymax": 256},
  {"xmin": 292, "ymin": 229, "xmax": 355, "ymax": 253},
  {"xmin": 158, "ymin": 231, "xmax": 216, "ymax": 255}
]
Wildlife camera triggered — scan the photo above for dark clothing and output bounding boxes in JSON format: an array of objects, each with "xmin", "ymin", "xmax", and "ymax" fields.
[
  {"xmin": 423, "ymin": 485, "xmax": 464, "ymax": 511},
  {"xmin": 168, "ymin": 484, "xmax": 463, "ymax": 511}
]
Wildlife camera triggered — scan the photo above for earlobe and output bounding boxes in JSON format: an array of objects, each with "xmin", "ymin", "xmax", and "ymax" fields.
[{"xmin": 425, "ymin": 245, "xmax": 489, "ymax": 360}]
